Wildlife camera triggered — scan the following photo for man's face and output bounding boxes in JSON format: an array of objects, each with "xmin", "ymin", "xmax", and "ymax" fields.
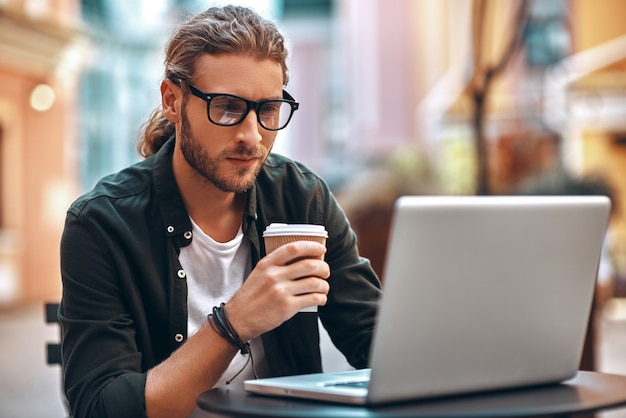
[{"xmin": 175, "ymin": 54, "xmax": 284, "ymax": 193}]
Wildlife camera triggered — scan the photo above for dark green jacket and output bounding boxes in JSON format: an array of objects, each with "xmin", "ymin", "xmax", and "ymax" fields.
[{"xmin": 59, "ymin": 136, "xmax": 381, "ymax": 418}]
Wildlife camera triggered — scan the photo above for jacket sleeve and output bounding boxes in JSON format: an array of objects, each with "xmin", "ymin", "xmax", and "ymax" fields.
[
  {"xmin": 316, "ymin": 180, "xmax": 383, "ymax": 369},
  {"xmin": 59, "ymin": 212, "xmax": 148, "ymax": 418}
]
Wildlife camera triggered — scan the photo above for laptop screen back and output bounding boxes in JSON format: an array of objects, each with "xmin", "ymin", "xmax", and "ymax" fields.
[{"xmin": 366, "ymin": 195, "xmax": 611, "ymax": 403}]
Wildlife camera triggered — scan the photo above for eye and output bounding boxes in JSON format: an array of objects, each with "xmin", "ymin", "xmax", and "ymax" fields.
[
  {"xmin": 259, "ymin": 101, "xmax": 281, "ymax": 114},
  {"xmin": 211, "ymin": 96, "xmax": 246, "ymax": 112}
]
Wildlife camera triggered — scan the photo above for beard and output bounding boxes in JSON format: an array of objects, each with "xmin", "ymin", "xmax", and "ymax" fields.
[{"xmin": 178, "ymin": 100, "xmax": 269, "ymax": 194}]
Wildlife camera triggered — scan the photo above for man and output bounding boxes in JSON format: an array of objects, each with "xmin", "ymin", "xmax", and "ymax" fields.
[{"xmin": 59, "ymin": 5, "xmax": 381, "ymax": 418}]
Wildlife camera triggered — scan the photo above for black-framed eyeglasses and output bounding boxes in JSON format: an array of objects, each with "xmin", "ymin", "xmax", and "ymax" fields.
[{"xmin": 181, "ymin": 80, "xmax": 299, "ymax": 131}]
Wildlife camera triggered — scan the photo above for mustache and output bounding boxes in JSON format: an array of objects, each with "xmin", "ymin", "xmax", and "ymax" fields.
[{"xmin": 221, "ymin": 145, "xmax": 266, "ymax": 159}]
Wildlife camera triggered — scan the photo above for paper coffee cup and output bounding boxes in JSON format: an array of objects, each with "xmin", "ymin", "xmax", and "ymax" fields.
[
  {"xmin": 263, "ymin": 223, "xmax": 328, "ymax": 313},
  {"xmin": 263, "ymin": 223, "xmax": 328, "ymax": 259}
]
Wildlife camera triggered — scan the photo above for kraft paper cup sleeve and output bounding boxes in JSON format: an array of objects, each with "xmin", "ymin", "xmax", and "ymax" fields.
[{"xmin": 264, "ymin": 234, "xmax": 327, "ymax": 257}]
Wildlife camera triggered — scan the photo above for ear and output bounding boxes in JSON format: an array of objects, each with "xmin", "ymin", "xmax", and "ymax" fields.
[{"xmin": 161, "ymin": 79, "xmax": 182, "ymax": 123}]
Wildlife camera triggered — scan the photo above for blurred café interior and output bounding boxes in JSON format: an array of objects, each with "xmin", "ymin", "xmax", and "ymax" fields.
[{"xmin": 1, "ymin": 0, "xmax": 626, "ymax": 415}]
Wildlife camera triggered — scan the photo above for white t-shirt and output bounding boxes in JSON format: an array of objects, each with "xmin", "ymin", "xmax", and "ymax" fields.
[{"xmin": 180, "ymin": 218, "xmax": 266, "ymax": 387}]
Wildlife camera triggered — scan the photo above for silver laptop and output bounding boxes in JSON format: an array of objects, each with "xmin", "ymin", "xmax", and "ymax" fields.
[{"xmin": 245, "ymin": 195, "xmax": 611, "ymax": 405}]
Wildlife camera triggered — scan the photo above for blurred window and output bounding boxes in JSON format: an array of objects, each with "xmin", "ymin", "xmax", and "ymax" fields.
[
  {"xmin": 282, "ymin": 0, "xmax": 332, "ymax": 18},
  {"xmin": 523, "ymin": 0, "xmax": 571, "ymax": 67},
  {"xmin": 78, "ymin": 0, "xmax": 173, "ymax": 191}
]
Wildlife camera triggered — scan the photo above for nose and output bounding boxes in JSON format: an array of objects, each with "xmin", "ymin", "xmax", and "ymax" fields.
[{"xmin": 235, "ymin": 109, "xmax": 263, "ymax": 146}]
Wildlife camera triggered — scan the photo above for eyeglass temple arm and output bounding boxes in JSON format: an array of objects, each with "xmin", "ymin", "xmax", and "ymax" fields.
[{"xmin": 283, "ymin": 90, "xmax": 297, "ymax": 103}]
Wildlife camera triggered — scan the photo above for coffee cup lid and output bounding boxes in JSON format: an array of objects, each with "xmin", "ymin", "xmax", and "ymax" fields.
[{"xmin": 263, "ymin": 223, "xmax": 328, "ymax": 238}]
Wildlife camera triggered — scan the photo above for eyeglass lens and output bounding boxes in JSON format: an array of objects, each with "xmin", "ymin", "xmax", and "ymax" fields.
[{"xmin": 209, "ymin": 96, "xmax": 293, "ymax": 130}]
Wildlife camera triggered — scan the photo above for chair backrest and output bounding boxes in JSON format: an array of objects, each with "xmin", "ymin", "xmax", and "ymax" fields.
[{"xmin": 45, "ymin": 302, "xmax": 62, "ymax": 365}]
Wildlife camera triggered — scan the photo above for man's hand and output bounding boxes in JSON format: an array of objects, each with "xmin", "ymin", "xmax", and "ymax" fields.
[{"xmin": 225, "ymin": 241, "xmax": 330, "ymax": 341}]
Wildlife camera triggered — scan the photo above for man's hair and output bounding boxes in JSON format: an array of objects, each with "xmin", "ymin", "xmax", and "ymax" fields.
[{"xmin": 137, "ymin": 5, "xmax": 289, "ymax": 158}]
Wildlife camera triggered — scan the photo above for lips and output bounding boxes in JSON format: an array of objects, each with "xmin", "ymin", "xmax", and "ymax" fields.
[
  {"xmin": 230, "ymin": 155, "xmax": 258, "ymax": 161},
  {"xmin": 227, "ymin": 155, "xmax": 260, "ymax": 167}
]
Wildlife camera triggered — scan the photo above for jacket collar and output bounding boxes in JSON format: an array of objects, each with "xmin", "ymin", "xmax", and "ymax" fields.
[{"xmin": 153, "ymin": 136, "xmax": 193, "ymax": 243}]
